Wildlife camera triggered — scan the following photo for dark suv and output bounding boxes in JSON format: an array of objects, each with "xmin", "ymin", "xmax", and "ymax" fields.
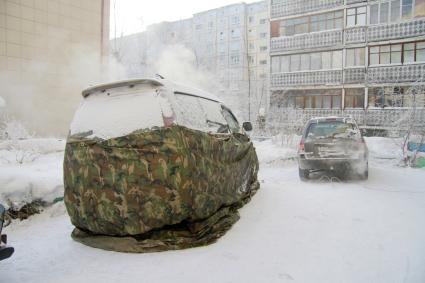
[
  {"xmin": 298, "ymin": 117, "xmax": 368, "ymax": 180},
  {"xmin": 0, "ymin": 204, "xmax": 14, "ymax": 261}
]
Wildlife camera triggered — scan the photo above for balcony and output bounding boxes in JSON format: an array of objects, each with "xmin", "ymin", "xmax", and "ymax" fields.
[
  {"xmin": 267, "ymin": 108, "xmax": 425, "ymax": 132},
  {"xmin": 367, "ymin": 64, "xmax": 425, "ymax": 84},
  {"xmin": 344, "ymin": 26, "xmax": 366, "ymax": 44},
  {"xmin": 368, "ymin": 18, "xmax": 425, "ymax": 42},
  {"xmin": 271, "ymin": 0, "xmax": 344, "ymax": 19},
  {"xmin": 344, "ymin": 67, "xmax": 366, "ymax": 84},
  {"xmin": 271, "ymin": 29, "xmax": 343, "ymax": 53},
  {"xmin": 271, "ymin": 70, "xmax": 343, "ymax": 88}
]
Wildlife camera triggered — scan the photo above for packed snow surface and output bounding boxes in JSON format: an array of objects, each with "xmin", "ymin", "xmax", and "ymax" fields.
[
  {"xmin": 0, "ymin": 136, "xmax": 424, "ymax": 283},
  {"xmin": 0, "ymin": 138, "xmax": 65, "ymax": 209}
]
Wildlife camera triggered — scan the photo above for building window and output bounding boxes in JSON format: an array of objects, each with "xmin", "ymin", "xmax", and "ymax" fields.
[
  {"xmin": 416, "ymin": 0, "xmax": 425, "ymax": 17},
  {"xmin": 260, "ymin": 32, "xmax": 267, "ymax": 38},
  {"xmin": 260, "ymin": 46, "xmax": 268, "ymax": 51},
  {"xmin": 346, "ymin": 48, "xmax": 365, "ymax": 67},
  {"xmin": 279, "ymin": 10, "xmax": 343, "ymax": 37},
  {"xmin": 219, "ymin": 53, "xmax": 226, "ymax": 64},
  {"xmin": 370, "ymin": 0, "xmax": 419, "ymax": 24},
  {"xmin": 271, "ymin": 56, "xmax": 280, "ymax": 73},
  {"xmin": 195, "ymin": 24, "xmax": 202, "ymax": 30},
  {"xmin": 260, "ymin": 19, "xmax": 267, "ymax": 24},
  {"xmin": 391, "ymin": 0, "xmax": 401, "ymax": 21},
  {"xmin": 259, "ymin": 60, "xmax": 267, "ymax": 65},
  {"xmin": 402, "ymin": 0, "xmax": 413, "ymax": 19},
  {"xmin": 248, "ymin": 55, "xmax": 255, "ymax": 64},
  {"xmin": 345, "ymin": 89, "xmax": 365, "ymax": 108},
  {"xmin": 272, "ymin": 51, "xmax": 342, "ymax": 73},
  {"xmin": 249, "ymin": 16, "xmax": 254, "ymax": 23},
  {"xmin": 347, "ymin": 7, "xmax": 367, "ymax": 27},
  {"xmin": 230, "ymin": 55, "xmax": 240, "ymax": 65},
  {"xmin": 284, "ymin": 90, "xmax": 342, "ymax": 109},
  {"xmin": 231, "ymin": 16, "xmax": 240, "ymax": 25},
  {"xmin": 231, "ymin": 29, "xmax": 240, "ymax": 38},
  {"xmin": 369, "ymin": 41, "xmax": 425, "ymax": 65},
  {"xmin": 368, "ymin": 87, "xmax": 413, "ymax": 107},
  {"xmin": 249, "ymin": 42, "xmax": 255, "ymax": 50}
]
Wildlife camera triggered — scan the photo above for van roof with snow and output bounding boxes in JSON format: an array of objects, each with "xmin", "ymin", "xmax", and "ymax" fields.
[
  {"xmin": 81, "ymin": 78, "xmax": 222, "ymax": 103},
  {"xmin": 72, "ymin": 78, "xmax": 232, "ymax": 140}
]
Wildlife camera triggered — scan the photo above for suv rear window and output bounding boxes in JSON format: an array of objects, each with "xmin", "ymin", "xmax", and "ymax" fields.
[
  {"xmin": 306, "ymin": 121, "xmax": 359, "ymax": 139},
  {"xmin": 70, "ymin": 86, "xmax": 164, "ymax": 139}
]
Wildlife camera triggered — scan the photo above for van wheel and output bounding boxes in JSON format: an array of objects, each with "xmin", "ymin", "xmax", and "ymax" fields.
[{"xmin": 299, "ymin": 168, "xmax": 309, "ymax": 181}]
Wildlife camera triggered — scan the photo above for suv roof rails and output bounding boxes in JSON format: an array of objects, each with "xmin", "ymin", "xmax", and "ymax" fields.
[{"xmin": 82, "ymin": 79, "xmax": 164, "ymax": 98}]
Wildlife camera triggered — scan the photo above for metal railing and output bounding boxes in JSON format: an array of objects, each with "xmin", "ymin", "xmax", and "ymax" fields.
[
  {"xmin": 344, "ymin": 26, "xmax": 366, "ymax": 44},
  {"xmin": 344, "ymin": 67, "xmax": 366, "ymax": 84},
  {"xmin": 271, "ymin": 29, "xmax": 343, "ymax": 53},
  {"xmin": 267, "ymin": 108, "xmax": 425, "ymax": 132},
  {"xmin": 368, "ymin": 18, "xmax": 425, "ymax": 42},
  {"xmin": 271, "ymin": 0, "xmax": 344, "ymax": 19},
  {"xmin": 271, "ymin": 70, "xmax": 343, "ymax": 87},
  {"xmin": 368, "ymin": 64, "xmax": 425, "ymax": 84},
  {"xmin": 270, "ymin": 64, "xmax": 425, "ymax": 87}
]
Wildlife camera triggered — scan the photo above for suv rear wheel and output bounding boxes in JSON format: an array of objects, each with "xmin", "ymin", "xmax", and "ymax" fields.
[{"xmin": 299, "ymin": 168, "xmax": 309, "ymax": 181}]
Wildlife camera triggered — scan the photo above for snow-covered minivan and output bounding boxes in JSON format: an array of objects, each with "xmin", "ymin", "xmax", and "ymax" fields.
[{"xmin": 64, "ymin": 78, "xmax": 260, "ymax": 253}]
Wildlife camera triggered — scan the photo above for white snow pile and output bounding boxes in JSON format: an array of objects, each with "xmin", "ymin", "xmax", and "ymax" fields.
[
  {"xmin": 254, "ymin": 134, "xmax": 300, "ymax": 166},
  {"xmin": 365, "ymin": 137, "xmax": 404, "ymax": 164},
  {"xmin": 0, "ymin": 137, "xmax": 65, "ymax": 210}
]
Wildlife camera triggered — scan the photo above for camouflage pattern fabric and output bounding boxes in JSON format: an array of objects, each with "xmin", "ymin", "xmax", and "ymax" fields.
[{"xmin": 64, "ymin": 125, "xmax": 259, "ymax": 252}]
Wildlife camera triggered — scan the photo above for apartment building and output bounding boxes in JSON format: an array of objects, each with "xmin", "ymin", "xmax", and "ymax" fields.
[
  {"xmin": 0, "ymin": 0, "xmax": 110, "ymax": 134},
  {"xmin": 113, "ymin": 1, "xmax": 269, "ymax": 121},
  {"xmin": 269, "ymin": 0, "xmax": 425, "ymax": 130}
]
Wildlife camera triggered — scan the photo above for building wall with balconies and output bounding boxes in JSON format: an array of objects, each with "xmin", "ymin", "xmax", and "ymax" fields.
[{"xmin": 269, "ymin": 0, "xmax": 425, "ymax": 123}]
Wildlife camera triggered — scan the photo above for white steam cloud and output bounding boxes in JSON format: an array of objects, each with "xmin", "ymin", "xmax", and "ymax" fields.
[{"xmin": 1, "ymin": 40, "xmax": 126, "ymax": 137}]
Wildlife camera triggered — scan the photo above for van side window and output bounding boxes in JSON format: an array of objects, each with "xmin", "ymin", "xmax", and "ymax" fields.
[
  {"xmin": 221, "ymin": 107, "xmax": 240, "ymax": 133},
  {"xmin": 174, "ymin": 94, "xmax": 209, "ymax": 131},
  {"xmin": 198, "ymin": 98, "xmax": 230, "ymax": 134}
]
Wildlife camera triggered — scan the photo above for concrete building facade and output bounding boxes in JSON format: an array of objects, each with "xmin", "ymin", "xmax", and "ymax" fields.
[
  {"xmin": 0, "ymin": 0, "xmax": 110, "ymax": 134},
  {"xmin": 269, "ymin": 0, "xmax": 425, "ymax": 131}
]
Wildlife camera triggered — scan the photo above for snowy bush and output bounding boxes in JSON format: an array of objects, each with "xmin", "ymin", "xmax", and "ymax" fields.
[{"xmin": 0, "ymin": 115, "xmax": 32, "ymax": 140}]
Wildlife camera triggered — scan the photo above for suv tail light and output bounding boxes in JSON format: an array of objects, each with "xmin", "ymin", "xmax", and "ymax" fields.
[
  {"xmin": 1, "ymin": 234, "xmax": 7, "ymax": 245},
  {"xmin": 299, "ymin": 138, "xmax": 305, "ymax": 153}
]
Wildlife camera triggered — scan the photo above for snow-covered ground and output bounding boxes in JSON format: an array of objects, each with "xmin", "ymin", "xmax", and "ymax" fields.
[
  {"xmin": 0, "ymin": 138, "xmax": 65, "ymax": 209},
  {"xmin": 1, "ymin": 137, "xmax": 425, "ymax": 283}
]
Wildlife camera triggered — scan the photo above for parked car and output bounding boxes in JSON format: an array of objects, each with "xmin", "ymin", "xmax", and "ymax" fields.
[
  {"xmin": 0, "ymin": 204, "xmax": 14, "ymax": 261},
  {"xmin": 64, "ymin": 78, "xmax": 259, "ymax": 252},
  {"xmin": 297, "ymin": 116, "xmax": 369, "ymax": 180}
]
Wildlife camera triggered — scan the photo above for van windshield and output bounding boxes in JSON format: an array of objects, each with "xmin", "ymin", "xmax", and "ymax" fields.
[
  {"xmin": 306, "ymin": 121, "xmax": 359, "ymax": 140},
  {"xmin": 70, "ymin": 87, "xmax": 164, "ymax": 140}
]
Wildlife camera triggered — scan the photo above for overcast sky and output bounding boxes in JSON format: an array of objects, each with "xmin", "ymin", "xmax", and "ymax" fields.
[{"xmin": 110, "ymin": 0, "xmax": 260, "ymax": 38}]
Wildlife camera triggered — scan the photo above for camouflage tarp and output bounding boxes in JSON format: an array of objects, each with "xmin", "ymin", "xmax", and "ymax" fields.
[{"xmin": 64, "ymin": 125, "xmax": 259, "ymax": 252}]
